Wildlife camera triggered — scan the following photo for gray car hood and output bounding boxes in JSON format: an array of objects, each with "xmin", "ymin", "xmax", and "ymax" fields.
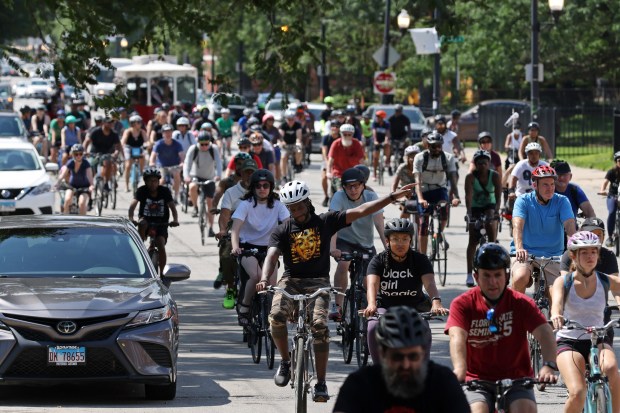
[{"xmin": 0, "ymin": 278, "xmax": 166, "ymax": 317}]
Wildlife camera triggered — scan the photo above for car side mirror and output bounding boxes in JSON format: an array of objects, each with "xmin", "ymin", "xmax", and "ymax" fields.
[
  {"xmin": 163, "ymin": 263, "xmax": 191, "ymax": 282},
  {"xmin": 45, "ymin": 162, "xmax": 59, "ymax": 173}
]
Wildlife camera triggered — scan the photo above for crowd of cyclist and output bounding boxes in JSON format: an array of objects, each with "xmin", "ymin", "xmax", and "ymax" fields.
[{"xmin": 21, "ymin": 93, "xmax": 620, "ymax": 412}]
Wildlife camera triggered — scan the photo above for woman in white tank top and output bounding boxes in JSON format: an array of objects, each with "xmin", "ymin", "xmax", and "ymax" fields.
[{"xmin": 550, "ymin": 231, "xmax": 620, "ymax": 413}]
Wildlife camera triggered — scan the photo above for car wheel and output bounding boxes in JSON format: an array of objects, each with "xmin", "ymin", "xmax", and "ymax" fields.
[{"xmin": 145, "ymin": 380, "xmax": 176, "ymax": 400}]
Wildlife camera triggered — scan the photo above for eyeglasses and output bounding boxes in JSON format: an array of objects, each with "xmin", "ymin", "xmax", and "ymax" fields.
[
  {"xmin": 255, "ymin": 183, "xmax": 270, "ymax": 189},
  {"xmin": 486, "ymin": 308, "xmax": 500, "ymax": 334},
  {"xmin": 344, "ymin": 183, "xmax": 361, "ymax": 191},
  {"xmin": 387, "ymin": 350, "xmax": 424, "ymax": 363},
  {"xmin": 200, "ymin": 143, "xmax": 210, "ymax": 147},
  {"xmin": 73, "ymin": 152, "xmax": 84, "ymax": 157}
]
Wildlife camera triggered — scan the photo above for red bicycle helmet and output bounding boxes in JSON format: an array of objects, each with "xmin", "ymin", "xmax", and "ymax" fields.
[{"xmin": 531, "ymin": 165, "xmax": 557, "ymax": 181}]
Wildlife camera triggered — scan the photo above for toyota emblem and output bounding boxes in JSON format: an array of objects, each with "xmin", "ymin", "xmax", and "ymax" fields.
[
  {"xmin": 56, "ymin": 321, "xmax": 77, "ymax": 334},
  {"xmin": 0, "ymin": 190, "xmax": 10, "ymax": 199}
]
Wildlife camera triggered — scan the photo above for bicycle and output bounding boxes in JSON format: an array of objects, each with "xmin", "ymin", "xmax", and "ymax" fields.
[
  {"xmin": 375, "ymin": 142, "xmax": 386, "ymax": 186},
  {"xmin": 598, "ymin": 193, "xmax": 620, "ymax": 256},
  {"xmin": 191, "ymin": 179, "xmax": 215, "ymax": 246},
  {"xmin": 562, "ymin": 317, "xmax": 619, "ymax": 413},
  {"xmin": 128, "ymin": 147, "xmax": 143, "ymax": 197},
  {"xmin": 337, "ymin": 249, "xmax": 373, "ymax": 367},
  {"xmin": 56, "ymin": 181, "xmax": 88, "ymax": 215},
  {"xmin": 400, "ymin": 198, "xmax": 420, "ymax": 251},
  {"xmin": 390, "ymin": 139, "xmax": 406, "ymax": 174},
  {"xmin": 135, "ymin": 222, "xmax": 178, "ymax": 286},
  {"xmin": 261, "ymin": 285, "xmax": 344, "ymax": 413},
  {"xmin": 426, "ymin": 200, "xmax": 449, "ymax": 286},
  {"xmin": 465, "ymin": 214, "xmax": 500, "ymax": 248},
  {"xmin": 91, "ymin": 154, "xmax": 117, "ymax": 216},
  {"xmin": 464, "ymin": 377, "xmax": 546, "ymax": 413}
]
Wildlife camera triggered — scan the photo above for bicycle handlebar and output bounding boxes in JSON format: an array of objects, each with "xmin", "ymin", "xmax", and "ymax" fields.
[
  {"xmin": 509, "ymin": 254, "xmax": 562, "ymax": 263},
  {"xmin": 358, "ymin": 310, "xmax": 449, "ymax": 320},
  {"xmin": 563, "ymin": 318, "xmax": 620, "ymax": 335},
  {"xmin": 337, "ymin": 250, "xmax": 373, "ymax": 261},
  {"xmin": 260, "ymin": 285, "xmax": 345, "ymax": 299},
  {"xmin": 465, "ymin": 377, "xmax": 545, "ymax": 391}
]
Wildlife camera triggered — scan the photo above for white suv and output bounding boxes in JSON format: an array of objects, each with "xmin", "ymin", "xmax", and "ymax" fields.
[{"xmin": 0, "ymin": 140, "xmax": 58, "ymax": 215}]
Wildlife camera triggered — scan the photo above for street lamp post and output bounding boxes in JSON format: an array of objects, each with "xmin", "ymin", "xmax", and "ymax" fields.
[
  {"xmin": 380, "ymin": 4, "xmax": 410, "ymax": 104},
  {"xmin": 433, "ymin": 8, "xmax": 441, "ymax": 114},
  {"xmin": 120, "ymin": 38, "xmax": 128, "ymax": 58}
]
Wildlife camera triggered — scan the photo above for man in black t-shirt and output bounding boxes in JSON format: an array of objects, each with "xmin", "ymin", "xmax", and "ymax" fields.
[
  {"xmin": 278, "ymin": 110, "xmax": 303, "ymax": 181},
  {"xmin": 389, "ymin": 104, "xmax": 411, "ymax": 166},
  {"xmin": 83, "ymin": 118, "xmax": 121, "ymax": 190},
  {"xmin": 334, "ymin": 306, "xmax": 469, "ymax": 413},
  {"xmin": 256, "ymin": 180, "xmax": 416, "ymax": 403}
]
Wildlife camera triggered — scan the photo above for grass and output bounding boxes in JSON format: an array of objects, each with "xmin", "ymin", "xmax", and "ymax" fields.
[{"xmin": 555, "ymin": 147, "xmax": 614, "ymax": 171}]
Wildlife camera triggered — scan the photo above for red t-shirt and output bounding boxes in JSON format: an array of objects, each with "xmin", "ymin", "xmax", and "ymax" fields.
[
  {"xmin": 444, "ymin": 287, "xmax": 546, "ymax": 381},
  {"xmin": 226, "ymin": 153, "xmax": 263, "ymax": 172},
  {"xmin": 328, "ymin": 138, "xmax": 364, "ymax": 178}
]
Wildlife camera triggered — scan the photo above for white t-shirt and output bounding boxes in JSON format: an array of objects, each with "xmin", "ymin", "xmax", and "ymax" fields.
[
  {"xmin": 441, "ymin": 130, "xmax": 458, "ymax": 153},
  {"xmin": 220, "ymin": 182, "xmax": 247, "ymax": 211},
  {"xmin": 232, "ymin": 199, "xmax": 289, "ymax": 246},
  {"xmin": 511, "ymin": 159, "xmax": 548, "ymax": 196}
]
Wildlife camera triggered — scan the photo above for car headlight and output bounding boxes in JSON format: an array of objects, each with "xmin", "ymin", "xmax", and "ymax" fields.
[
  {"xmin": 125, "ymin": 305, "xmax": 172, "ymax": 328},
  {"xmin": 97, "ymin": 89, "xmax": 105, "ymax": 96},
  {"xmin": 30, "ymin": 182, "xmax": 52, "ymax": 196}
]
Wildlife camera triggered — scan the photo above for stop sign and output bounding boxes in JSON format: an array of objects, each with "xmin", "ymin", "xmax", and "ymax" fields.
[{"xmin": 373, "ymin": 71, "xmax": 397, "ymax": 94}]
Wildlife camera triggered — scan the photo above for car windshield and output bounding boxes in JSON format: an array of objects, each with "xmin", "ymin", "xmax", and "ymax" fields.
[
  {"xmin": 374, "ymin": 108, "xmax": 424, "ymax": 125},
  {"xmin": 0, "ymin": 227, "xmax": 149, "ymax": 278},
  {"xmin": 306, "ymin": 107, "xmax": 324, "ymax": 119},
  {"xmin": 0, "ymin": 116, "xmax": 25, "ymax": 137},
  {"xmin": 31, "ymin": 80, "xmax": 47, "ymax": 86},
  {"xmin": 0, "ymin": 149, "xmax": 39, "ymax": 171}
]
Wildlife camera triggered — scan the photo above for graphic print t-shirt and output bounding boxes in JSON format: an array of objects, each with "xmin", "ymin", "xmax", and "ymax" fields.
[
  {"xmin": 135, "ymin": 185, "xmax": 173, "ymax": 223},
  {"xmin": 270, "ymin": 211, "xmax": 349, "ymax": 279}
]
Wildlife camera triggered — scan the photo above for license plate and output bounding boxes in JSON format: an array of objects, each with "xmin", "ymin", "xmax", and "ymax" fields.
[
  {"xmin": 48, "ymin": 346, "xmax": 86, "ymax": 366},
  {"xmin": 0, "ymin": 200, "xmax": 15, "ymax": 212}
]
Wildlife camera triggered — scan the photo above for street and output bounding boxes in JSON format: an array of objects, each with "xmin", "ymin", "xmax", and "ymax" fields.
[{"xmin": 1, "ymin": 96, "xmax": 617, "ymax": 412}]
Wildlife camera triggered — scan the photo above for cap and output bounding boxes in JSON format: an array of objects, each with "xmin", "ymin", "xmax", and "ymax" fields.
[
  {"xmin": 239, "ymin": 159, "xmax": 258, "ymax": 172},
  {"xmin": 580, "ymin": 217, "xmax": 605, "ymax": 232},
  {"xmin": 551, "ymin": 160, "xmax": 571, "ymax": 174},
  {"xmin": 162, "ymin": 124, "xmax": 174, "ymax": 132}
]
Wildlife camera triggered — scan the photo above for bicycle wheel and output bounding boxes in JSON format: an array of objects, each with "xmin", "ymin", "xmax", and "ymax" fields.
[
  {"xmin": 340, "ymin": 289, "xmax": 354, "ymax": 364},
  {"xmin": 110, "ymin": 177, "xmax": 117, "ymax": 210},
  {"xmin": 595, "ymin": 385, "xmax": 609, "ymax": 413},
  {"xmin": 131, "ymin": 164, "xmax": 140, "ymax": 197},
  {"xmin": 437, "ymin": 237, "xmax": 447, "ymax": 286},
  {"xmin": 262, "ymin": 295, "xmax": 275, "ymax": 369},
  {"xmin": 355, "ymin": 312, "xmax": 368, "ymax": 367},
  {"xmin": 249, "ymin": 299, "xmax": 262, "ymax": 364},
  {"xmin": 94, "ymin": 179, "xmax": 104, "ymax": 216},
  {"xmin": 199, "ymin": 194, "xmax": 206, "ymax": 246},
  {"xmin": 615, "ymin": 212, "xmax": 620, "ymax": 257},
  {"xmin": 295, "ymin": 336, "xmax": 307, "ymax": 413}
]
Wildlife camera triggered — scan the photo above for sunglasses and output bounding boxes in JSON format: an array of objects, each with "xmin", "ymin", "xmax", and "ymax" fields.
[
  {"xmin": 486, "ymin": 308, "xmax": 500, "ymax": 334},
  {"xmin": 255, "ymin": 183, "xmax": 270, "ymax": 189},
  {"xmin": 252, "ymin": 142, "xmax": 263, "ymax": 146},
  {"xmin": 73, "ymin": 152, "xmax": 84, "ymax": 156},
  {"xmin": 387, "ymin": 350, "xmax": 424, "ymax": 363},
  {"xmin": 200, "ymin": 143, "xmax": 210, "ymax": 147}
]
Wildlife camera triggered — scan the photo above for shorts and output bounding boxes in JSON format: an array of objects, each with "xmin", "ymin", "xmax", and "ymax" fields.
[
  {"xmin": 192, "ymin": 179, "xmax": 216, "ymax": 198},
  {"xmin": 471, "ymin": 205, "xmax": 496, "ymax": 217},
  {"xmin": 124, "ymin": 146, "xmax": 144, "ymax": 160},
  {"xmin": 464, "ymin": 381, "xmax": 535, "ymax": 411},
  {"xmin": 282, "ymin": 143, "xmax": 299, "ymax": 156},
  {"xmin": 417, "ymin": 187, "xmax": 450, "ymax": 217},
  {"xmin": 510, "ymin": 258, "xmax": 560, "ymax": 287},
  {"xmin": 141, "ymin": 220, "xmax": 169, "ymax": 240},
  {"xmin": 557, "ymin": 336, "xmax": 612, "ymax": 355}
]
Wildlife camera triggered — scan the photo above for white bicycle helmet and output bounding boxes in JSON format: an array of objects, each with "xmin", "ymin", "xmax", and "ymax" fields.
[
  {"xmin": 340, "ymin": 124, "xmax": 355, "ymax": 134},
  {"xmin": 129, "ymin": 115, "xmax": 142, "ymax": 123},
  {"xmin": 404, "ymin": 145, "xmax": 420, "ymax": 157},
  {"xmin": 176, "ymin": 116, "xmax": 190, "ymax": 126},
  {"xmin": 568, "ymin": 231, "xmax": 601, "ymax": 251},
  {"xmin": 220, "ymin": 108, "xmax": 230, "ymax": 114},
  {"xmin": 284, "ymin": 109, "xmax": 296, "ymax": 119},
  {"xmin": 280, "ymin": 180, "xmax": 310, "ymax": 205},
  {"xmin": 524, "ymin": 142, "xmax": 542, "ymax": 153}
]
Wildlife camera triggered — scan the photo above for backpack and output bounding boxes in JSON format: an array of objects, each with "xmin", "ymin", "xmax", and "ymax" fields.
[
  {"xmin": 421, "ymin": 150, "xmax": 449, "ymax": 182},
  {"xmin": 563, "ymin": 271, "xmax": 610, "ymax": 307},
  {"xmin": 191, "ymin": 143, "xmax": 214, "ymax": 167}
]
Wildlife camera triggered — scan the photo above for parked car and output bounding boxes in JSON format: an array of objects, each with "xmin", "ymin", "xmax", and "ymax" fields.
[
  {"xmin": 0, "ymin": 215, "xmax": 191, "ymax": 399},
  {"xmin": 0, "ymin": 111, "xmax": 29, "ymax": 142},
  {"xmin": 12, "ymin": 81, "xmax": 29, "ymax": 98},
  {"xmin": 0, "ymin": 83, "xmax": 14, "ymax": 111},
  {"xmin": 365, "ymin": 104, "xmax": 426, "ymax": 143},
  {"xmin": 0, "ymin": 140, "xmax": 58, "ymax": 215},
  {"xmin": 456, "ymin": 99, "xmax": 529, "ymax": 141},
  {"xmin": 26, "ymin": 78, "xmax": 56, "ymax": 99},
  {"xmin": 208, "ymin": 92, "xmax": 247, "ymax": 121},
  {"xmin": 305, "ymin": 102, "xmax": 328, "ymax": 153}
]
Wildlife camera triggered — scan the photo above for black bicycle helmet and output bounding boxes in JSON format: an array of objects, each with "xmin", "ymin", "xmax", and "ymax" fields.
[
  {"xmin": 434, "ymin": 114, "xmax": 447, "ymax": 124},
  {"xmin": 70, "ymin": 144, "xmax": 84, "ymax": 153},
  {"xmin": 341, "ymin": 167, "xmax": 365, "ymax": 185},
  {"xmin": 384, "ymin": 218, "xmax": 414, "ymax": 237},
  {"xmin": 451, "ymin": 109, "xmax": 461, "ymax": 117},
  {"xmin": 527, "ymin": 121, "xmax": 540, "ymax": 131},
  {"xmin": 197, "ymin": 131, "xmax": 213, "ymax": 142},
  {"xmin": 143, "ymin": 167, "xmax": 162, "ymax": 180},
  {"xmin": 426, "ymin": 132, "xmax": 444, "ymax": 145},
  {"xmin": 237, "ymin": 137, "xmax": 251, "ymax": 147},
  {"xmin": 472, "ymin": 150, "xmax": 491, "ymax": 162},
  {"xmin": 234, "ymin": 152, "xmax": 252, "ymax": 164},
  {"xmin": 477, "ymin": 131, "xmax": 492, "ymax": 143},
  {"xmin": 376, "ymin": 306, "xmax": 432, "ymax": 351},
  {"xmin": 473, "ymin": 243, "xmax": 511, "ymax": 272},
  {"xmin": 420, "ymin": 126, "xmax": 433, "ymax": 137},
  {"xmin": 614, "ymin": 151, "xmax": 620, "ymax": 162},
  {"xmin": 354, "ymin": 164, "xmax": 371, "ymax": 184},
  {"xmin": 345, "ymin": 104, "xmax": 356, "ymax": 113},
  {"xmin": 250, "ymin": 169, "xmax": 275, "ymax": 187}
]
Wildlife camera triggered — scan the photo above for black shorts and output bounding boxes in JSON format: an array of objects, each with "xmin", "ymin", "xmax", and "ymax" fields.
[
  {"xmin": 471, "ymin": 205, "xmax": 496, "ymax": 217},
  {"xmin": 557, "ymin": 336, "xmax": 612, "ymax": 358},
  {"xmin": 141, "ymin": 220, "xmax": 169, "ymax": 241},
  {"xmin": 194, "ymin": 179, "xmax": 216, "ymax": 198}
]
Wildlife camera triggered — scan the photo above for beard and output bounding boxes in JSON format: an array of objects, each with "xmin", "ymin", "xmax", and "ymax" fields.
[
  {"xmin": 381, "ymin": 359, "xmax": 428, "ymax": 399},
  {"xmin": 341, "ymin": 138, "xmax": 353, "ymax": 147}
]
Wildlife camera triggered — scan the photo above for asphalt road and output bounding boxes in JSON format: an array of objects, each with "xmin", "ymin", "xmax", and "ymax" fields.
[{"xmin": 2, "ymin": 94, "xmax": 617, "ymax": 412}]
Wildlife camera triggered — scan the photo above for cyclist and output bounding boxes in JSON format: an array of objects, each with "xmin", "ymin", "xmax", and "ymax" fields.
[
  {"xmin": 413, "ymin": 126, "xmax": 432, "ymax": 153},
  {"xmin": 504, "ymin": 121, "xmax": 523, "ymax": 169},
  {"xmin": 446, "ymin": 243, "xmax": 558, "ymax": 413},
  {"xmin": 413, "ymin": 132, "xmax": 460, "ymax": 257},
  {"xmin": 248, "ymin": 132, "xmax": 275, "ymax": 175},
  {"xmin": 392, "ymin": 145, "xmax": 420, "ymax": 219},
  {"xmin": 464, "ymin": 150, "xmax": 502, "ymax": 287},
  {"xmin": 261, "ymin": 113, "xmax": 281, "ymax": 182},
  {"xmin": 550, "ymin": 231, "xmax": 620, "ymax": 413},
  {"xmin": 237, "ymin": 108, "xmax": 253, "ymax": 133},
  {"xmin": 121, "ymin": 115, "xmax": 148, "ymax": 192},
  {"xmin": 334, "ymin": 306, "xmax": 469, "ymax": 413},
  {"xmin": 550, "ymin": 159, "xmax": 595, "ymax": 220},
  {"xmin": 149, "ymin": 124, "xmax": 184, "ymax": 202},
  {"xmin": 372, "ymin": 110, "xmax": 391, "ymax": 179},
  {"xmin": 31, "ymin": 104, "xmax": 50, "ymax": 161},
  {"xmin": 149, "ymin": 109, "xmax": 169, "ymax": 147},
  {"xmin": 191, "ymin": 106, "xmax": 212, "ymax": 132},
  {"xmin": 447, "ymin": 109, "xmax": 461, "ymax": 133},
  {"xmin": 60, "ymin": 115, "xmax": 82, "ymax": 166},
  {"xmin": 172, "ymin": 117, "xmax": 196, "ymax": 153},
  {"xmin": 278, "ymin": 109, "xmax": 303, "ymax": 182},
  {"xmin": 435, "ymin": 114, "xmax": 466, "ymax": 164},
  {"xmin": 183, "ymin": 132, "xmax": 221, "ymax": 236},
  {"xmin": 327, "ymin": 124, "xmax": 365, "ymax": 193},
  {"xmin": 508, "ymin": 142, "xmax": 548, "ymax": 199},
  {"xmin": 518, "ymin": 122, "xmax": 553, "ymax": 161},
  {"xmin": 599, "ymin": 151, "xmax": 620, "ymax": 247},
  {"xmin": 468, "ymin": 131, "xmax": 503, "ymax": 181},
  {"xmin": 128, "ymin": 167, "xmax": 180, "ymax": 276},
  {"xmin": 364, "ymin": 218, "xmax": 447, "ymax": 364},
  {"xmin": 321, "ymin": 122, "xmax": 340, "ymax": 207},
  {"xmin": 215, "ymin": 158, "xmax": 258, "ymax": 308},
  {"xmin": 224, "ymin": 137, "xmax": 262, "ymax": 177},
  {"xmin": 360, "ymin": 111, "xmax": 373, "ymax": 160},
  {"xmin": 215, "ymin": 107, "xmax": 233, "ymax": 158},
  {"xmin": 83, "ymin": 117, "xmax": 121, "ymax": 191},
  {"xmin": 256, "ymin": 179, "xmax": 416, "ymax": 402},
  {"xmin": 59, "ymin": 144, "xmax": 93, "ymax": 215},
  {"xmin": 49, "ymin": 109, "xmax": 65, "ymax": 165},
  {"xmin": 511, "ymin": 165, "xmax": 575, "ymax": 294},
  {"xmin": 328, "ymin": 167, "xmax": 385, "ymax": 321},
  {"xmin": 320, "ymin": 96, "xmax": 334, "ymax": 124},
  {"xmin": 231, "ymin": 169, "xmax": 289, "ymax": 326},
  {"xmin": 168, "ymin": 100, "xmax": 188, "ymax": 129},
  {"xmin": 388, "ymin": 104, "xmax": 411, "ymax": 167}
]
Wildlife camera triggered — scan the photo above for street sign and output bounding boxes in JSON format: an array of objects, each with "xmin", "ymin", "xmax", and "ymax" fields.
[
  {"xmin": 373, "ymin": 71, "xmax": 397, "ymax": 95},
  {"xmin": 409, "ymin": 28, "xmax": 440, "ymax": 55},
  {"xmin": 372, "ymin": 45, "xmax": 400, "ymax": 68},
  {"xmin": 525, "ymin": 63, "xmax": 544, "ymax": 82}
]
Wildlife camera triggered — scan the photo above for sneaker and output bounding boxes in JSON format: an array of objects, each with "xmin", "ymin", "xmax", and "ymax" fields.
[
  {"xmin": 222, "ymin": 289, "xmax": 236, "ymax": 309},
  {"xmin": 322, "ymin": 197, "xmax": 329, "ymax": 207},
  {"xmin": 274, "ymin": 360, "xmax": 291, "ymax": 387},
  {"xmin": 213, "ymin": 272, "xmax": 224, "ymax": 289},
  {"xmin": 208, "ymin": 227, "xmax": 216, "ymax": 237},
  {"xmin": 606, "ymin": 238, "xmax": 614, "ymax": 248},
  {"xmin": 388, "ymin": 166, "xmax": 393, "ymax": 176},
  {"xmin": 191, "ymin": 208, "xmax": 198, "ymax": 218},
  {"xmin": 328, "ymin": 303, "xmax": 342, "ymax": 322},
  {"xmin": 439, "ymin": 234, "xmax": 449, "ymax": 251},
  {"xmin": 313, "ymin": 382, "xmax": 330, "ymax": 402},
  {"xmin": 466, "ymin": 273, "xmax": 475, "ymax": 288}
]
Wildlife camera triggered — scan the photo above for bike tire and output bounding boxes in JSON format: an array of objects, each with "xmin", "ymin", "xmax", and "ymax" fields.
[
  {"xmin": 249, "ymin": 301, "xmax": 262, "ymax": 364},
  {"xmin": 355, "ymin": 312, "xmax": 368, "ymax": 367},
  {"xmin": 615, "ymin": 215, "xmax": 620, "ymax": 257},
  {"xmin": 95, "ymin": 180, "xmax": 104, "ymax": 216},
  {"xmin": 595, "ymin": 385, "xmax": 608, "ymax": 413},
  {"xmin": 295, "ymin": 336, "xmax": 307, "ymax": 413},
  {"xmin": 199, "ymin": 194, "xmax": 206, "ymax": 246},
  {"xmin": 262, "ymin": 295, "xmax": 275, "ymax": 370},
  {"xmin": 110, "ymin": 177, "xmax": 117, "ymax": 210},
  {"xmin": 340, "ymin": 289, "xmax": 354, "ymax": 364},
  {"xmin": 131, "ymin": 165, "xmax": 140, "ymax": 198}
]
